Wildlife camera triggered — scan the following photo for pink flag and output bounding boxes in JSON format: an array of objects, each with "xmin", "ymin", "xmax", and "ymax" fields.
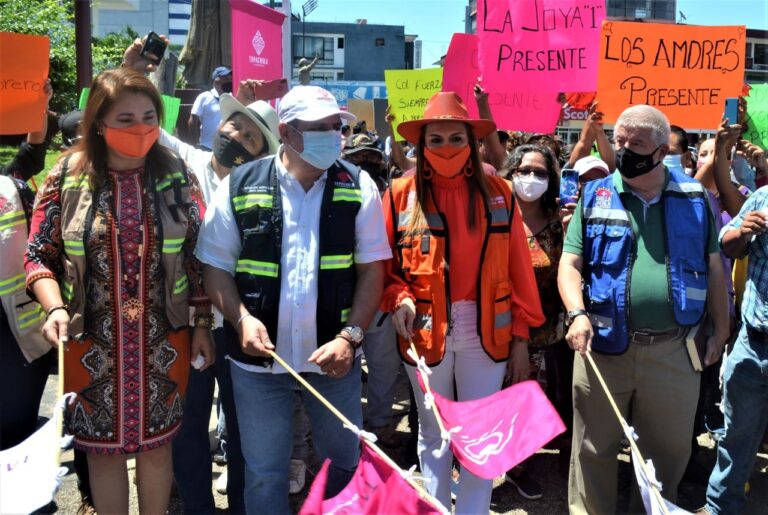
[
  {"xmin": 442, "ymin": 33, "xmax": 562, "ymax": 133},
  {"xmin": 477, "ymin": 0, "xmax": 606, "ymax": 93},
  {"xmin": 231, "ymin": 0, "xmax": 286, "ymax": 86},
  {"xmin": 419, "ymin": 378, "xmax": 566, "ymax": 480},
  {"xmin": 299, "ymin": 444, "xmax": 445, "ymax": 515}
]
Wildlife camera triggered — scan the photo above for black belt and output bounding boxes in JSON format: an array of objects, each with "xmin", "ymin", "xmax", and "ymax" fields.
[{"xmin": 629, "ymin": 327, "xmax": 685, "ymax": 345}]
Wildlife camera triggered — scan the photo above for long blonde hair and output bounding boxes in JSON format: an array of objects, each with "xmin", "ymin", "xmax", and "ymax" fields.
[{"xmin": 405, "ymin": 123, "xmax": 491, "ymax": 236}]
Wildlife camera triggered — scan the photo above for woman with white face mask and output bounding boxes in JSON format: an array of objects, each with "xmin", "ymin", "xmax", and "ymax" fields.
[{"xmin": 503, "ymin": 144, "xmax": 571, "ymax": 497}]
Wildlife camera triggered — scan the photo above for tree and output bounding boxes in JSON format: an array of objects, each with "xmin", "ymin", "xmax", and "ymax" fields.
[{"xmin": 0, "ymin": 0, "xmax": 138, "ymax": 113}]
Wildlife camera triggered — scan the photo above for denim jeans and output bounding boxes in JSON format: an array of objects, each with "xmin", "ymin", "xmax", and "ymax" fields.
[
  {"xmin": 362, "ymin": 311, "xmax": 401, "ymax": 428},
  {"xmin": 230, "ymin": 357, "xmax": 362, "ymax": 515},
  {"xmin": 172, "ymin": 328, "xmax": 245, "ymax": 514},
  {"xmin": 705, "ymin": 325, "xmax": 768, "ymax": 514}
]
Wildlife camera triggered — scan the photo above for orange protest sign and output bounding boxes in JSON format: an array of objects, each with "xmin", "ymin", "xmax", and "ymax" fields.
[
  {"xmin": 597, "ymin": 21, "xmax": 746, "ymax": 129},
  {"xmin": 0, "ymin": 33, "xmax": 49, "ymax": 135}
]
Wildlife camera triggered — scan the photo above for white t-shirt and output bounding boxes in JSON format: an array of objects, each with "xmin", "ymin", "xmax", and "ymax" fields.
[
  {"xmin": 190, "ymin": 88, "xmax": 222, "ymax": 149},
  {"xmin": 195, "ymin": 149, "xmax": 392, "ymax": 374}
]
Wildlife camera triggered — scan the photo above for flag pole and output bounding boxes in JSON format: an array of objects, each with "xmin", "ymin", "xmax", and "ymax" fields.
[
  {"xmin": 584, "ymin": 352, "xmax": 671, "ymax": 515},
  {"xmin": 408, "ymin": 341, "xmax": 449, "ymax": 438},
  {"xmin": 265, "ymin": 350, "xmax": 449, "ymax": 514},
  {"xmin": 55, "ymin": 340, "xmax": 65, "ymax": 466}
]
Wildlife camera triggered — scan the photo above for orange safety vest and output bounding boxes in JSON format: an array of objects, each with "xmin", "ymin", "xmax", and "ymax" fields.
[{"xmin": 388, "ymin": 174, "xmax": 517, "ymax": 366}]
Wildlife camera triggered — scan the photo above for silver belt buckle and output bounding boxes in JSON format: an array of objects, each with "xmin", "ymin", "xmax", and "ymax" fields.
[{"xmin": 631, "ymin": 330, "xmax": 652, "ymax": 345}]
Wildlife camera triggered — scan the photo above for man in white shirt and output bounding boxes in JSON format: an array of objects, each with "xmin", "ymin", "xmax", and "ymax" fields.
[
  {"xmin": 189, "ymin": 66, "xmax": 232, "ymax": 150},
  {"xmin": 196, "ymin": 86, "xmax": 391, "ymax": 513}
]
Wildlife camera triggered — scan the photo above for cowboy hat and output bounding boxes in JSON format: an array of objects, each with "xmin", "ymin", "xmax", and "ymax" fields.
[
  {"xmin": 397, "ymin": 92, "xmax": 496, "ymax": 144},
  {"xmin": 219, "ymin": 93, "xmax": 280, "ymax": 154}
]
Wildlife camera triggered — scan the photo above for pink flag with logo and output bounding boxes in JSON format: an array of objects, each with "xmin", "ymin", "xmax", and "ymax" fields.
[
  {"xmin": 419, "ymin": 377, "xmax": 566, "ymax": 480},
  {"xmin": 299, "ymin": 443, "xmax": 445, "ymax": 515},
  {"xmin": 442, "ymin": 33, "xmax": 561, "ymax": 133},
  {"xmin": 231, "ymin": 0, "xmax": 285, "ymax": 86}
]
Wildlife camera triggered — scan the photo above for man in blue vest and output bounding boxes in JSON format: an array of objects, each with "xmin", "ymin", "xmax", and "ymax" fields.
[
  {"xmin": 195, "ymin": 85, "xmax": 391, "ymax": 513},
  {"xmin": 558, "ymin": 104, "xmax": 730, "ymax": 514}
]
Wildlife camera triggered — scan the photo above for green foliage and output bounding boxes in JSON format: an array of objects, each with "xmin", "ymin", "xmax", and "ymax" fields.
[
  {"xmin": 0, "ymin": 0, "xmax": 77, "ymax": 111},
  {"xmin": 0, "ymin": 0, "xmax": 138, "ymax": 113}
]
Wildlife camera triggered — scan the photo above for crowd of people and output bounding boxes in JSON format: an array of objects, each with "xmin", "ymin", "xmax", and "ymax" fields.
[{"xmin": 1, "ymin": 33, "xmax": 768, "ymax": 515}]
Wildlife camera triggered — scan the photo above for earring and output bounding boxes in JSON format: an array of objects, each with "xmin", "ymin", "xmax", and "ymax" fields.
[
  {"xmin": 422, "ymin": 165, "xmax": 433, "ymax": 180},
  {"xmin": 463, "ymin": 163, "xmax": 474, "ymax": 177}
]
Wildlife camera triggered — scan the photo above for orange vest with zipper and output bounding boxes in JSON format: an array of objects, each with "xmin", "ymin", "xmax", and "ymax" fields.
[{"xmin": 388, "ymin": 174, "xmax": 517, "ymax": 365}]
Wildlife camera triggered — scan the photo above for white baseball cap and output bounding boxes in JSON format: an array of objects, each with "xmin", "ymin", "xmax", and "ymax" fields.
[
  {"xmin": 219, "ymin": 94, "xmax": 280, "ymax": 154},
  {"xmin": 278, "ymin": 85, "xmax": 356, "ymax": 124},
  {"xmin": 574, "ymin": 155, "xmax": 610, "ymax": 177}
]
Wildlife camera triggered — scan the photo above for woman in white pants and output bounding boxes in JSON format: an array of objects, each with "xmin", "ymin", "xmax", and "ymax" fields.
[{"xmin": 381, "ymin": 92, "xmax": 544, "ymax": 513}]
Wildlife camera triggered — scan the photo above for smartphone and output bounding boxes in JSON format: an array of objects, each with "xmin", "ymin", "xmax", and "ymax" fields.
[
  {"xmin": 560, "ymin": 169, "xmax": 579, "ymax": 205},
  {"xmin": 252, "ymin": 78, "xmax": 289, "ymax": 101},
  {"xmin": 140, "ymin": 31, "xmax": 167, "ymax": 65},
  {"xmin": 724, "ymin": 97, "xmax": 739, "ymax": 125}
]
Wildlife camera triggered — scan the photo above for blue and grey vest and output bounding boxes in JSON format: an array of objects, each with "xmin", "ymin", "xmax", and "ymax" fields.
[
  {"xmin": 226, "ymin": 156, "xmax": 361, "ymax": 366},
  {"xmin": 582, "ymin": 170, "xmax": 709, "ymax": 354}
]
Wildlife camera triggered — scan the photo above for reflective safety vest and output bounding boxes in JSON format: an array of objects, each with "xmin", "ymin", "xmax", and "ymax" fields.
[
  {"xmin": 582, "ymin": 170, "xmax": 710, "ymax": 354},
  {"xmin": 388, "ymin": 175, "xmax": 517, "ymax": 366},
  {"xmin": 58, "ymin": 157, "xmax": 195, "ymax": 339},
  {"xmin": 227, "ymin": 157, "xmax": 361, "ymax": 366},
  {"xmin": 0, "ymin": 176, "xmax": 49, "ymax": 362}
]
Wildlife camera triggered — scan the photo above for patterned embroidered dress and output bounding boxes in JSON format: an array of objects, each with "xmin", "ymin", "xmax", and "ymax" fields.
[{"xmin": 26, "ymin": 163, "xmax": 208, "ymax": 454}]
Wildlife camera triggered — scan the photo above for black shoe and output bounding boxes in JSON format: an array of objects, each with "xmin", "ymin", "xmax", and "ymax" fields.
[{"xmin": 504, "ymin": 470, "xmax": 543, "ymax": 500}]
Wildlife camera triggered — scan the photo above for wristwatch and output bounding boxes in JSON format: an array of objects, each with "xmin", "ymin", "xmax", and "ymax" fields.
[
  {"xmin": 338, "ymin": 326, "xmax": 364, "ymax": 349},
  {"xmin": 566, "ymin": 309, "xmax": 589, "ymax": 326}
]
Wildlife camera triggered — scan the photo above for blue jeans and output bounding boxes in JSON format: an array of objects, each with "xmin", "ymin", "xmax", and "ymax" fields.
[
  {"xmin": 172, "ymin": 328, "xmax": 245, "ymax": 514},
  {"xmin": 706, "ymin": 325, "xmax": 768, "ymax": 514},
  {"xmin": 230, "ymin": 357, "xmax": 362, "ymax": 515}
]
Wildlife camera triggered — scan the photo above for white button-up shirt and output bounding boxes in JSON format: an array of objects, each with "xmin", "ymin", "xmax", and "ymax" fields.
[
  {"xmin": 195, "ymin": 149, "xmax": 392, "ymax": 374},
  {"xmin": 190, "ymin": 88, "xmax": 222, "ymax": 149}
]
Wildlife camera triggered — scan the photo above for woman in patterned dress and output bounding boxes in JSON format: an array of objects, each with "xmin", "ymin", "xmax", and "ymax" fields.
[{"xmin": 25, "ymin": 68, "xmax": 214, "ymax": 513}]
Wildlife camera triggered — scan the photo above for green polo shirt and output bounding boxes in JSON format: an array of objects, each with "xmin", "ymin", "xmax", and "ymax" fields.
[{"xmin": 563, "ymin": 171, "xmax": 718, "ymax": 331}]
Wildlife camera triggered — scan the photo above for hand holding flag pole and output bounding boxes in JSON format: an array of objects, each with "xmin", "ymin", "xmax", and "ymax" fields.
[
  {"xmin": 584, "ymin": 352, "xmax": 672, "ymax": 515},
  {"xmin": 265, "ymin": 349, "xmax": 449, "ymax": 514}
]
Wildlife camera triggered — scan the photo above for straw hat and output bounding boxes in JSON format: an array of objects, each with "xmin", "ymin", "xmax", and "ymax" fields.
[{"xmin": 397, "ymin": 91, "xmax": 496, "ymax": 144}]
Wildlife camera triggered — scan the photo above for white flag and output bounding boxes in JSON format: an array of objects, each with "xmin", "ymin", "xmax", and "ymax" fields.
[
  {"xmin": 0, "ymin": 395, "xmax": 73, "ymax": 514},
  {"xmin": 630, "ymin": 445, "xmax": 693, "ymax": 515}
]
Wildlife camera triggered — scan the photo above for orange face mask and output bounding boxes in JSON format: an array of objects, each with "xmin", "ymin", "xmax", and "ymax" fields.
[
  {"xmin": 103, "ymin": 123, "xmax": 160, "ymax": 159},
  {"xmin": 424, "ymin": 145, "xmax": 471, "ymax": 177}
]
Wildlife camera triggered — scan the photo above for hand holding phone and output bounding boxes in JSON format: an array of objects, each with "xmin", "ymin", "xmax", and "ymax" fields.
[
  {"xmin": 560, "ymin": 169, "xmax": 579, "ymax": 205},
  {"xmin": 140, "ymin": 32, "xmax": 167, "ymax": 66}
]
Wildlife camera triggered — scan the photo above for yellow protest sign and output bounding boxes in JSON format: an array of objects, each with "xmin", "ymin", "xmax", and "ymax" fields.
[{"xmin": 385, "ymin": 68, "xmax": 443, "ymax": 142}]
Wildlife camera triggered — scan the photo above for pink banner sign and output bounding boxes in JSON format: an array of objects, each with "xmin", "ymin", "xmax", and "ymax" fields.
[
  {"xmin": 442, "ymin": 33, "xmax": 562, "ymax": 133},
  {"xmin": 419, "ymin": 376, "xmax": 566, "ymax": 480},
  {"xmin": 477, "ymin": 0, "xmax": 605, "ymax": 93},
  {"xmin": 231, "ymin": 0, "xmax": 285, "ymax": 85},
  {"xmin": 299, "ymin": 444, "xmax": 444, "ymax": 515}
]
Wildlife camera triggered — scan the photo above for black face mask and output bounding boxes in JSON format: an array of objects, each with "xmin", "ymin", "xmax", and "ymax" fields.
[
  {"xmin": 220, "ymin": 82, "xmax": 233, "ymax": 94},
  {"xmin": 357, "ymin": 160, "xmax": 385, "ymax": 178},
  {"xmin": 615, "ymin": 146, "xmax": 661, "ymax": 179},
  {"xmin": 212, "ymin": 132, "xmax": 256, "ymax": 168}
]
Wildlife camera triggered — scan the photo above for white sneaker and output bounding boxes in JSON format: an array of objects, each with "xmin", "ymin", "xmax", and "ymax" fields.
[
  {"xmin": 289, "ymin": 459, "xmax": 306, "ymax": 494},
  {"xmin": 215, "ymin": 471, "xmax": 228, "ymax": 494}
]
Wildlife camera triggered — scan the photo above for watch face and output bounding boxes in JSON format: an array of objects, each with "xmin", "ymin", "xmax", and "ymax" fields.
[{"xmin": 345, "ymin": 326, "xmax": 364, "ymax": 343}]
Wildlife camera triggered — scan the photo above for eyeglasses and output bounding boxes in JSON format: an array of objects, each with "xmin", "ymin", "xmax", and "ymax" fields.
[{"xmin": 515, "ymin": 167, "xmax": 549, "ymax": 180}]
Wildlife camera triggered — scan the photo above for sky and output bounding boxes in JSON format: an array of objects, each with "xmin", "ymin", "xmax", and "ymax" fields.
[{"xmin": 285, "ymin": 0, "xmax": 768, "ymax": 69}]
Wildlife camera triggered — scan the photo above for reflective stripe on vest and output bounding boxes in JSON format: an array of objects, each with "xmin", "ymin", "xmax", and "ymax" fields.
[
  {"xmin": 18, "ymin": 305, "xmax": 44, "ymax": 330},
  {"xmin": 163, "ymin": 238, "xmax": 184, "ymax": 254},
  {"xmin": 64, "ymin": 239, "xmax": 85, "ymax": 256},
  {"xmin": 62, "ymin": 175, "xmax": 87, "ymax": 190},
  {"xmin": 0, "ymin": 210, "xmax": 25, "ymax": 232},
  {"xmin": 332, "ymin": 188, "xmax": 362, "ymax": 203},
  {"xmin": 495, "ymin": 309, "xmax": 512, "ymax": 329},
  {"xmin": 61, "ymin": 279, "xmax": 74, "ymax": 302},
  {"xmin": 0, "ymin": 273, "xmax": 25, "ymax": 296},
  {"xmin": 232, "ymin": 193, "xmax": 272, "ymax": 211},
  {"xmin": 155, "ymin": 172, "xmax": 186, "ymax": 192},
  {"xmin": 341, "ymin": 307, "xmax": 350, "ymax": 323},
  {"xmin": 414, "ymin": 312, "xmax": 433, "ymax": 330},
  {"xmin": 397, "ymin": 211, "xmax": 444, "ymax": 231},
  {"xmin": 236, "ymin": 259, "xmax": 279, "ymax": 278},
  {"xmin": 173, "ymin": 275, "xmax": 189, "ymax": 294},
  {"xmin": 320, "ymin": 254, "xmax": 353, "ymax": 270}
]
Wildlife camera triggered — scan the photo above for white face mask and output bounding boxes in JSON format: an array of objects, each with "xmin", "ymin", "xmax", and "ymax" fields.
[
  {"xmin": 513, "ymin": 175, "xmax": 549, "ymax": 202},
  {"xmin": 290, "ymin": 128, "xmax": 342, "ymax": 170},
  {"xmin": 662, "ymin": 154, "xmax": 685, "ymax": 175}
]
